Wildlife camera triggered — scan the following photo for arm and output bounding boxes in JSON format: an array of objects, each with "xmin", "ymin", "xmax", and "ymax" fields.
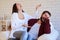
[
  {"xmin": 36, "ymin": 4, "xmax": 41, "ymax": 11},
  {"xmin": 33, "ymin": 4, "xmax": 41, "ymax": 18},
  {"xmin": 8, "ymin": 13, "xmax": 17, "ymax": 38},
  {"xmin": 50, "ymin": 22, "xmax": 55, "ymax": 32},
  {"xmin": 23, "ymin": 20, "xmax": 41, "ymax": 28},
  {"xmin": 22, "ymin": 24, "xmax": 31, "ymax": 28},
  {"xmin": 11, "ymin": 13, "xmax": 20, "ymax": 30}
]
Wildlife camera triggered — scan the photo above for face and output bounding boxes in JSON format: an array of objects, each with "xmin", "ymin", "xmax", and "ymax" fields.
[
  {"xmin": 42, "ymin": 13, "xmax": 50, "ymax": 19},
  {"xmin": 16, "ymin": 3, "xmax": 22, "ymax": 10}
]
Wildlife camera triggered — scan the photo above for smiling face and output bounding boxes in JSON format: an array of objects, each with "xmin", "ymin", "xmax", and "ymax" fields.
[
  {"xmin": 41, "ymin": 11, "xmax": 51, "ymax": 20},
  {"xmin": 16, "ymin": 3, "xmax": 22, "ymax": 10},
  {"xmin": 42, "ymin": 13, "xmax": 50, "ymax": 19},
  {"xmin": 40, "ymin": 11, "xmax": 51, "ymax": 22}
]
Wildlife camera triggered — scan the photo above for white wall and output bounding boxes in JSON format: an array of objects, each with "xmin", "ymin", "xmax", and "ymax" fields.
[{"xmin": 0, "ymin": 0, "xmax": 60, "ymax": 40}]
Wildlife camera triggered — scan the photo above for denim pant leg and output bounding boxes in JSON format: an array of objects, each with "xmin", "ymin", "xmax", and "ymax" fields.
[
  {"xmin": 27, "ymin": 35, "xmax": 37, "ymax": 40},
  {"xmin": 27, "ymin": 35, "xmax": 33, "ymax": 40},
  {"xmin": 21, "ymin": 31, "xmax": 28, "ymax": 40},
  {"xmin": 13, "ymin": 31, "xmax": 24, "ymax": 40}
]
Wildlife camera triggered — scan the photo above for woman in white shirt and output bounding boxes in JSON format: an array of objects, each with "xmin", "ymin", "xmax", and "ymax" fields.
[{"xmin": 8, "ymin": 3, "xmax": 33, "ymax": 40}]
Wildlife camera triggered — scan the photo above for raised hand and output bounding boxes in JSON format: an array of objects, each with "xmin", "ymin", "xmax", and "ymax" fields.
[{"xmin": 36, "ymin": 4, "xmax": 41, "ymax": 10}]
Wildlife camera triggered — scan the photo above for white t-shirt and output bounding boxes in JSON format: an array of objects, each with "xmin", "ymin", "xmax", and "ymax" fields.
[{"xmin": 9, "ymin": 12, "xmax": 33, "ymax": 38}]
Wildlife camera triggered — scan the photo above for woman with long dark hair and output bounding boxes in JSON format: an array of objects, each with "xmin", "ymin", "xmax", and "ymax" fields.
[
  {"xmin": 28, "ymin": 10, "xmax": 59, "ymax": 40},
  {"xmin": 28, "ymin": 10, "xmax": 51, "ymax": 40},
  {"xmin": 8, "ymin": 3, "xmax": 33, "ymax": 40},
  {"xmin": 37, "ymin": 11, "xmax": 59, "ymax": 40}
]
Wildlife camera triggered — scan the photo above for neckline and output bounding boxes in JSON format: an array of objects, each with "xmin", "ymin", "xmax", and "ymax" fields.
[{"xmin": 17, "ymin": 13, "xmax": 25, "ymax": 20}]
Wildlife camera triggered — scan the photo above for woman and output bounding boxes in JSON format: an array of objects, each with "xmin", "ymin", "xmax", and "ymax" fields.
[
  {"xmin": 28, "ymin": 11, "xmax": 59, "ymax": 40},
  {"xmin": 8, "ymin": 3, "xmax": 33, "ymax": 40},
  {"xmin": 37, "ymin": 11, "xmax": 59, "ymax": 40}
]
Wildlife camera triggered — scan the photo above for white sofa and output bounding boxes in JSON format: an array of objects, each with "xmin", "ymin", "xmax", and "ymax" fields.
[{"xmin": 38, "ymin": 28, "xmax": 59, "ymax": 40}]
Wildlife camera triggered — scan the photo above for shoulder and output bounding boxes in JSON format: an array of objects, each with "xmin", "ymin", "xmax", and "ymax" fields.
[
  {"xmin": 12, "ymin": 13, "xmax": 18, "ymax": 17},
  {"xmin": 50, "ymin": 22, "xmax": 55, "ymax": 29},
  {"xmin": 28, "ymin": 19, "xmax": 38, "ymax": 26},
  {"xmin": 50, "ymin": 22, "xmax": 53, "ymax": 26},
  {"xmin": 11, "ymin": 12, "xmax": 18, "ymax": 19},
  {"xmin": 12, "ymin": 12, "xmax": 18, "ymax": 16},
  {"xmin": 28, "ymin": 19, "xmax": 38, "ymax": 22}
]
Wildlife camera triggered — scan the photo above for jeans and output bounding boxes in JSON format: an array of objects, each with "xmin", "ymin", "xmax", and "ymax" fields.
[
  {"xmin": 8, "ymin": 38, "xmax": 19, "ymax": 40},
  {"xmin": 13, "ymin": 31, "xmax": 28, "ymax": 40},
  {"xmin": 27, "ymin": 35, "xmax": 36, "ymax": 40},
  {"xmin": 13, "ymin": 31, "xmax": 23, "ymax": 40}
]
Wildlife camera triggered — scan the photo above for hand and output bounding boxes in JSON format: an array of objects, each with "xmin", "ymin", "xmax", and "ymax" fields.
[
  {"xmin": 22, "ymin": 24, "xmax": 27, "ymax": 27},
  {"xmin": 36, "ymin": 4, "xmax": 41, "ymax": 10},
  {"xmin": 22, "ymin": 24, "xmax": 31, "ymax": 28},
  {"xmin": 41, "ymin": 17, "xmax": 50, "ymax": 23}
]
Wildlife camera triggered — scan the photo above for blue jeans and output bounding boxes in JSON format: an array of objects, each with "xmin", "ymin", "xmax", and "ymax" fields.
[
  {"xmin": 13, "ymin": 31, "xmax": 28, "ymax": 40},
  {"xmin": 27, "ymin": 35, "xmax": 36, "ymax": 40},
  {"xmin": 21, "ymin": 31, "xmax": 28, "ymax": 40}
]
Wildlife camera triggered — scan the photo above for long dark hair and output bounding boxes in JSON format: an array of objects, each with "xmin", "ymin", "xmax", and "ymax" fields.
[
  {"xmin": 39, "ymin": 11, "xmax": 51, "ymax": 22},
  {"xmin": 12, "ymin": 3, "xmax": 24, "ymax": 14}
]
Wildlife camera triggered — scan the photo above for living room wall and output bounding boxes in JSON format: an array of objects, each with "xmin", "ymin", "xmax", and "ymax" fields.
[{"xmin": 0, "ymin": 0, "xmax": 60, "ymax": 40}]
